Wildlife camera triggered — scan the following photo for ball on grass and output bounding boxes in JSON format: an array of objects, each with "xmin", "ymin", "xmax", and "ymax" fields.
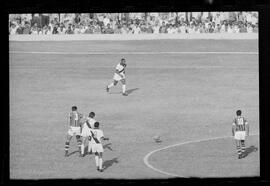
[{"xmin": 153, "ymin": 135, "xmax": 162, "ymax": 143}]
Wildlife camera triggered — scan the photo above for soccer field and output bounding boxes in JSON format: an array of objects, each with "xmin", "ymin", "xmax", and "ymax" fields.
[{"xmin": 9, "ymin": 39, "xmax": 259, "ymax": 179}]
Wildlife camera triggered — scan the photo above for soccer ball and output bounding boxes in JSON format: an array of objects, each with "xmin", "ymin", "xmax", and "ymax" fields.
[{"xmin": 153, "ymin": 135, "xmax": 162, "ymax": 142}]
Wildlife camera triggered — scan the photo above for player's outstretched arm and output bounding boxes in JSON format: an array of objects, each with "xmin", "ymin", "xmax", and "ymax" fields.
[
  {"xmin": 101, "ymin": 137, "xmax": 109, "ymax": 141},
  {"xmin": 246, "ymin": 123, "xmax": 249, "ymax": 136},
  {"xmin": 232, "ymin": 124, "xmax": 235, "ymax": 137}
]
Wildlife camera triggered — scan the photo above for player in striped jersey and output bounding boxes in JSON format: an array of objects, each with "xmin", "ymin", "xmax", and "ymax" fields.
[
  {"xmin": 64, "ymin": 106, "xmax": 84, "ymax": 157},
  {"xmin": 232, "ymin": 110, "xmax": 249, "ymax": 159},
  {"xmin": 80, "ymin": 112, "xmax": 96, "ymax": 157},
  {"xmin": 89, "ymin": 122, "xmax": 109, "ymax": 172},
  {"xmin": 106, "ymin": 58, "xmax": 128, "ymax": 96}
]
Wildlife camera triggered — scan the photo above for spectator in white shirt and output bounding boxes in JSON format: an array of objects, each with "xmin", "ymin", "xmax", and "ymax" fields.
[
  {"xmin": 132, "ymin": 24, "xmax": 141, "ymax": 34},
  {"xmin": 103, "ymin": 16, "xmax": 110, "ymax": 27},
  {"xmin": 31, "ymin": 23, "xmax": 39, "ymax": 35},
  {"xmin": 9, "ymin": 23, "xmax": 19, "ymax": 35},
  {"xmin": 234, "ymin": 24, "xmax": 240, "ymax": 33},
  {"xmin": 213, "ymin": 13, "xmax": 221, "ymax": 26},
  {"xmin": 167, "ymin": 24, "xmax": 174, "ymax": 34},
  {"xmin": 47, "ymin": 26, "xmax": 52, "ymax": 35},
  {"xmin": 199, "ymin": 23, "xmax": 206, "ymax": 33},
  {"xmin": 251, "ymin": 13, "xmax": 258, "ymax": 26},
  {"xmin": 195, "ymin": 25, "xmax": 200, "ymax": 33},
  {"xmin": 187, "ymin": 24, "xmax": 196, "ymax": 33},
  {"xmin": 220, "ymin": 22, "xmax": 226, "ymax": 33},
  {"xmin": 214, "ymin": 23, "xmax": 221, "ymax": 33},
  {"xmin": 227, "ymin": 24, "xmax": 233, "ymax": 33},
  {"xmin": 80, "ymin": 24, "xmax": 86, "ymax": 34},
  {"xmin": 73, "ymin": 24, "xmax": 81, "ymax": 34},
  {"xmin": 121, "ymin": 24, "xmax": 129, "ymax": 34},
  {"xmin": 171, "ymin": 24, "xmax": 178, "ymax": 34},
  {"xmin": 152, "ymin": 23, "xmax": 160, "ymax": 34},
  {"xmin": 179, "ymin": 23, "xmax": 187, "ymax": 33},
  {"xmin": 57, "ymin": 24, "xmax": 66, "ymax": 34},
  {"xmin": 247, "ymin": 23, "xmax": 253, "ymax": 33},
  {"xmin": 245, "ymin": 12, "xmax": 252, "ymax": 23}
]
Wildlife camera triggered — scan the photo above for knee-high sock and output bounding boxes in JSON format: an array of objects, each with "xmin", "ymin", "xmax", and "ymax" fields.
[
  {"xmin": 81, "ymin": 143, "xmax": 84, "ymax": 155},
  {"xmin": 65, "ymin": 141, "xmax": 70, "ymax": 152},
  {"xmin": 99, "ymin": 158, "xmax": 103, "ymax": 169},
  {"xmin": 76, "ymin": 135, "xmax": 82, "ymax": 149},
  {"xmin": 122, "ymin": 85, "xmax": 126, "ymax": 93},
  {"xmin": 95, "ymin": 155, "xmax": 99, "ymax": 167},
  {"xmin": 237, "ymin": 145, "xmax": 241, "ymax": 155},
  {"xmin": 241, "ymin": 141, "xmax": 245, "ymax": 154}
]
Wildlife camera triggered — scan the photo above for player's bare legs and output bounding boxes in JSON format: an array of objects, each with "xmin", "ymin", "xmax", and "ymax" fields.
[
  {"xmin": 80, "ymin": 136, "xmax": 92, "ymax": 156},
  {"xmin": 95, "ymin": 152, "xmax": 103, "ymax": 172},
  {"xmin": 106, "ymin": 80, "xmax": 118, "ymax": 92},
  {"xmin": 98, "ymin": 152, "xmax": 103, "ymax": 171},
  {"xmin": 87, "ymin": 136, "xmax": 92, "ymax": 154},
  {"xmin": 65, "ymin": 135, "xmax": 73, "ymax": 157},
  {"xmin": 95, "ymin": 152, "xmax": 99, "ymax": 171},
  {"xmin": 76, "ymin": 135, "xmax": 82, "ymax": 155},
  {"xmin": 80, "ymin": 137, "xmax": 87, "ymax": 157},
  {"xmin": 121, "ymin": 79, "xmax": 127, "ymax": 96},
  {"xmin": 240, "ymin": 140, "xmax": 246, "ymax": 158},
  {"xmin": 235, "ymin": 140, "xmax": 242, "ymax": 159}
]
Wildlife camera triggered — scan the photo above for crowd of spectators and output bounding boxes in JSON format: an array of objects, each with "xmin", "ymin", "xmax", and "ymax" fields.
[{"xmin": 9, "ymin": 12, "xmax": 258, "ymax": 35}]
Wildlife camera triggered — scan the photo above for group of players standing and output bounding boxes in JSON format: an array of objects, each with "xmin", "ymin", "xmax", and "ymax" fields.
[{"xmin": 64, "ymin": 106, "xmax": 109, "ymax": 172}]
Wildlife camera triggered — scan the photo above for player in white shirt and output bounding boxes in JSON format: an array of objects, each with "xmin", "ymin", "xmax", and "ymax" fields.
[
  {"xmin": 89, "ymin": 122, "xmax": 109, "ymax": 172},
  {"xmin": 106, "ymin": 58, "xmax": 128, "ymax": 96},
  {"xmin": 80, "ymin": 112, "xmax": 96, "ymax": 157}
]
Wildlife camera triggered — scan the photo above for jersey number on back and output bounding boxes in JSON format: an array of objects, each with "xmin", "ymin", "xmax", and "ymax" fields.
[
  {"xmin": 74, "ymin": 113, "xmax": 78, "ymax": 120},
  {"xmin": 237, "ymin": 118, "xmax": 244, "ymax": 125}
]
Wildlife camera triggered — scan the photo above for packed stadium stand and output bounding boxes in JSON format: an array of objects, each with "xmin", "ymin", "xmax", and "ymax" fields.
[{"xmin": 9, "ymin": 12, "xmax": 258, "ymax": 35}]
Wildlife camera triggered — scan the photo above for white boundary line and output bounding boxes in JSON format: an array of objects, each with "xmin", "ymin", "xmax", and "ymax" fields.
[
  {"xmin": 143, "ymin": 133, "xmax": 259, "ymax": 178},
  {"xmin": 9, "ymin": 51, "xmax": 258, "ymax": 55}
]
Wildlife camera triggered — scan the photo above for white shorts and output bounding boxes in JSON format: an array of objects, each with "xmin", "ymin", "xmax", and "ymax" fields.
[
  {"xmin": 68, "ymin": 126, "xmax": 81, "ymax": 136},
  {"xmin": 234, "ymin": 131, "xmax": 246, "ymax": 140},
  {"xmin": 81, "ymin": 127, "xmax": 91, "ymax": 138},
  {"xmin": 81, "ymin": 123, "xmax": 91, "ymax": 137},
  {"xmin": 91, "ymin": 143, "xmax": 104, "ymax": 153},
  {"xmin": 113, "ymin": 73, "xmax": 125, "ymax": 81}
]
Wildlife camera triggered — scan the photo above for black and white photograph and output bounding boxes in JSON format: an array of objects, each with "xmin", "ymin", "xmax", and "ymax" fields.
[{"xmin": 9, "ymin": 10, "xmax": 260, "ymax": 180}]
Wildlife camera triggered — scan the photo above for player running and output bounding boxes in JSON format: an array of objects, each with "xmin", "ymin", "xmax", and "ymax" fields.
[
  {"xmin": 106, "ymin": 58, "xmax": 128, "ymax": 96},
  {"xmin": 64, "ymin": 106, "xmax": 84, "ymax": 157},
  {"xmin": 80, "ymin": 112, "xmax": 96, "ymax": 157},
  {"xmin": 89, "ymin": 122, "xmax": 109, "ymax": 172},
  {"xmin": 232, "ymin": 110, "xmax": 249, "ymax": 159}
]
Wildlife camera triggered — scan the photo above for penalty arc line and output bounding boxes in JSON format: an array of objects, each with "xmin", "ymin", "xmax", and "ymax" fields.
[{"xmin": 143, "ymin": 133, "xmax": 259, "ymax": 178}]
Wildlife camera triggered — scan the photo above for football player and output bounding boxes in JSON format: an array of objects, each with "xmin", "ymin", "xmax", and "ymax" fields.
[
  {"xmin": 89, "ymin": 122, "xmax": 109, "ymax": 172},
  {"xmin": 232, "ymin": 110, "xmax": 249, "ymax": 159},
  {"xmin": 80, "ymin": 112, "xmax": 96, "ymax": 157},
  {"xmin": 106, "ymin": 58, "xmax": 128, "ymax": 96},
  {"xmin": 64, "ymin": 106, "xmax": 84, "ymax": 157}
]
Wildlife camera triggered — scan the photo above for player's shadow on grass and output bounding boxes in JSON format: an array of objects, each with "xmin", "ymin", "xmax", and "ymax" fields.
[
  {"xmin": 243, "ymin": 145, "xmax": 258, "ymax": 158},
  {"xmin": 103, "ymin": 157, "xmax": 119, "ymax": 171},
  {"xmin": 126, "ymin": 88, "xmax": 139, "ymax": 95},
  {"xmin": 103, "ymin": 143, "xmax": 113, "ymax": 151},
  {"xmin": 68, "ymin": 150, "xmax": 80, "ymax": 157},
  {"xmin": 110, "ymin": 88, "xmax": 139, "ymax": 95}
]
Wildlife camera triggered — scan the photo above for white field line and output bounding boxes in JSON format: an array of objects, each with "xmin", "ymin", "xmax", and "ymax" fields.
[
  {"xmin": 9, "ymin": 51, "xmax": 258, "ymax": 55},
  {"xmin": 143, "ymin": 133, "xmax": 259, "ymax": 178},
  {"xmin": 9, "ymin": 65, "xmax": 256, "ymax": 70}
]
